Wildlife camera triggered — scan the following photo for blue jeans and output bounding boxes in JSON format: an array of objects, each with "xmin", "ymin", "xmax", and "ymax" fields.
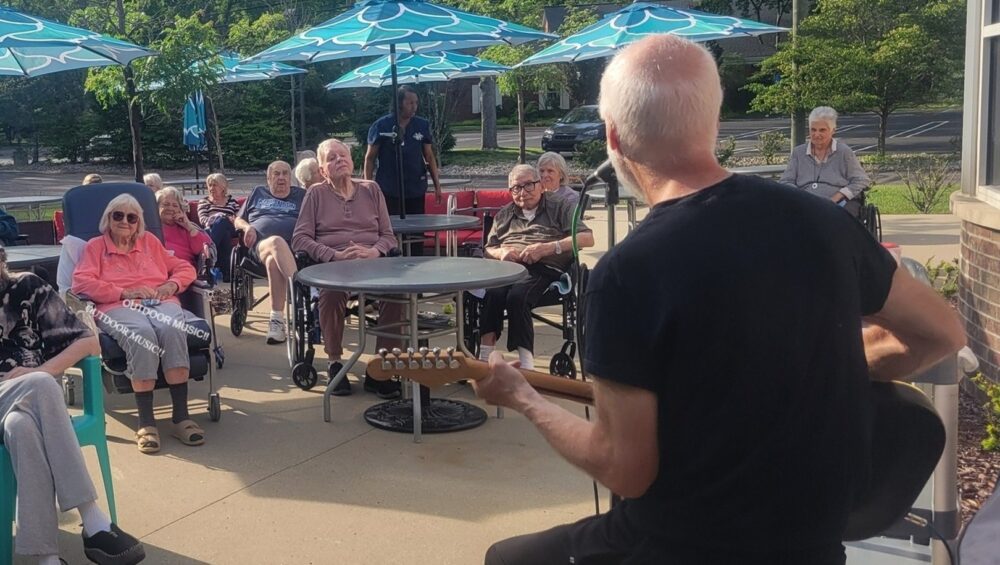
[{"xmin": 207, "ymin": 216, "xmax": 236, "ymax": 281}]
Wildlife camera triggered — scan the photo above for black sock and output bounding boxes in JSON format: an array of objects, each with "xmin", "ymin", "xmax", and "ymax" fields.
[
  {"xmin": 135, "ymin": 391, "xmax": 155, "ymax": 429},
  {"xmin": 169, "ymin": 382, "xmax": 190, "ymax": 424}
]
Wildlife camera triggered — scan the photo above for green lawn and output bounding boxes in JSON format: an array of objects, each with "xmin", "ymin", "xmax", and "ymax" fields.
[
  {"xmin": 442, "ymin": 147, "xmax": 544, "ymax": 167},
  {"xmin": 866, "ymin": 183, "xmax": 958, "ymax": 214}
]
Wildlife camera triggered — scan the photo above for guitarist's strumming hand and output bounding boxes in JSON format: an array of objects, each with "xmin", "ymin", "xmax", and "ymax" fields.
[{"xmin": 471, "ymin": 351, "xmax": 541, "ymax": 412}]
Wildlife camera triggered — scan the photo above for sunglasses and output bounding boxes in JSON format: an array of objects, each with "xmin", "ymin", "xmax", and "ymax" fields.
[
  {"xmin": 508, "ymin": 181, "xmax": 539, "ymax": 195},
  {"xmin": 111, "ymin": 211, "xmax": 140, "ymax": 224}
]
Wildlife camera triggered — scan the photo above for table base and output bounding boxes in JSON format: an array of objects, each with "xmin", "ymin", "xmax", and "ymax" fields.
[{"xmin": 364, "ymin": 398, "xmax": 487, "ymax": 434}]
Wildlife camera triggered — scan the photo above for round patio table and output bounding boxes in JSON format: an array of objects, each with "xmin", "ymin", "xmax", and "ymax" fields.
[
  {"xmin": 389, "ymin": 214, "xmax": 480, "ymax": 257},
  {"xmin": 296, "ymin": 256, "xmax": 526, "ymax": 442}
]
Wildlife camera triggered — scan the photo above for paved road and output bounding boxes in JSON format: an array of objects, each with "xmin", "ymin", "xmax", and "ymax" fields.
[{"xmin": 454, "ymin": 110, "xmax": 961, "ymax": 156}]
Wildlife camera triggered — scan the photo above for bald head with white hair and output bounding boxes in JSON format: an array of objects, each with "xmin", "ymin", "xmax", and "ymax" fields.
[{"xmin": 599, "ymin": 35, "xmax": 729, "ymax": 204}]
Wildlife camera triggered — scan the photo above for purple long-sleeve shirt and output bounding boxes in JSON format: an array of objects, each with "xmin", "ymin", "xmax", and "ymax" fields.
[{"xmin": 292, "ymin": 179, "xmax": 397, "ymax": 263}]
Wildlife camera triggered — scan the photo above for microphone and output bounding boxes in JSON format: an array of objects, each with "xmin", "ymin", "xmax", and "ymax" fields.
[{"xmin": 584, "ymin": 158, "xmax": 620, "ymax": 206}]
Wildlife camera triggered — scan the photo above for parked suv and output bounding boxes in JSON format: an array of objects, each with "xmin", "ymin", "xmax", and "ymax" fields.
[{"xmin": 540, "ymin": 105, "xmax": 605, "ymax": 153}]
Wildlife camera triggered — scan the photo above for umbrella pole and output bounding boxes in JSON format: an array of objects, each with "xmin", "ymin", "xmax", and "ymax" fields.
[{"xmin": 390, "ymin": 44, "xmax": 406, "ymax": 219}]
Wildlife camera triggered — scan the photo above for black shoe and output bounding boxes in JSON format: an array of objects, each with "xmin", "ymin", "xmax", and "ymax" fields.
[
  {"xmin": 83, "ymin": 523, "xmax": 146, "ymax": 565},
  {"xmin": 364, "ymin": 373, "xmax": 402, "ymax": 400},
  {"xmin": 329, "ymin": 362, "xmax": 352, "ymax": 396}
]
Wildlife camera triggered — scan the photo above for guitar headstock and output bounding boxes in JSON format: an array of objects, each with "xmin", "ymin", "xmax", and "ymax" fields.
[{"xmin": 367, "ymin": 347, "xmax": 481, "ymax": 389}]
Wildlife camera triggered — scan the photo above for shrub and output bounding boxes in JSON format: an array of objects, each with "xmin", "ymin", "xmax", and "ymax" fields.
[
  {"xmin": 575, "ymin": 139, "xmax": 607, "ymax": 168},
  {"xmin": 716, "ymin": 136, "xmax": 737, "ymax": 167},
  {"xmin": 924, "ymin": 257, "xmax": 959, "ymax": 299},
  {"xmin": 756, "ymin": 130, "xmax": 788, "ymax": 165},
  {"xmin": 972, "ymin": 372, "xmax": 1000, "ymax": 452},
  {"xmin": 898, "ymin": 154, "xmax": 958, "ymax": 214}
]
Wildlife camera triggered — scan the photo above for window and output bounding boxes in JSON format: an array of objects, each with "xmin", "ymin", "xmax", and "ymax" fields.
[{"xmin": 987, "ymin": 38, "xmax": 1000, "ymax": 185}]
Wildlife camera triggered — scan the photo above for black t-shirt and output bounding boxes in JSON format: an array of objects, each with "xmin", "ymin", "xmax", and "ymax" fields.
[{"xmin": 583, "ymin": 174, "xmax": 897, "ymax": 560}]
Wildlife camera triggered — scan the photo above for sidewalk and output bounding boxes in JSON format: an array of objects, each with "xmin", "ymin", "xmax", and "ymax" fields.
[{"xmin": 23, "ymin": 208, "xmax": 960, "ymax": 565}]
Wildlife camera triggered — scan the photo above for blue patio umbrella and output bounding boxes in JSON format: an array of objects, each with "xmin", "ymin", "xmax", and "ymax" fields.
[
  {"xmin": 0, "ymin": 6, "xmax": 155, "ymax": 76},
  {"xmin": 217, "ymin": 50, "xmax": 306, "ymax": 83},
  {"xmin": 183, "ymin": 90, "xmax": 207, "ymax": 152},
  {"xmin": 327, "ymin": 51, "xmax": 508, "ymax": 89},
  {"xmin": 244, "ymin": 0, "xmax": 554, "ymax": 217},
  {"xmin": 517, "ymin": 2, "xmax": 787, "ymax": 66}
]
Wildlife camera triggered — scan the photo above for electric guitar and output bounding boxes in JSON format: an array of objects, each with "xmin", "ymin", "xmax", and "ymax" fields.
[{"xmin": 368, "ymin": 348, "xmax": 945, "ymax": 542}]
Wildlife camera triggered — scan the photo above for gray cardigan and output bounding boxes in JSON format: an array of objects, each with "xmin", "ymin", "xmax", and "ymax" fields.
[{"xmin": 779, "ymin": 140, "xmax": 871, "ymax": 201}]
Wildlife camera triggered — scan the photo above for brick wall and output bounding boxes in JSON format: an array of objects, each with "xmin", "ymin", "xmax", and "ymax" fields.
[{"xmin": 960, "ymin": 221, "xmax": 1000, "ymax": 382}]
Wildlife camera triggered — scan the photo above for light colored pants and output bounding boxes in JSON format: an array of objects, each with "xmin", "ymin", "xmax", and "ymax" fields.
[
  {"xmin": 1, "ymin": 372, "xmax": 97, "ymax": 555},
  {"xmin": 97, "ymin": 302, "xmax": 191, "ymax": 381}
]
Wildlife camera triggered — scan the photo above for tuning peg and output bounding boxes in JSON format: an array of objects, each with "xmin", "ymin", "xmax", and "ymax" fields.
[
  {"xmin": 432, "ymin": 347, "xmax": 445, "ymax": 369},
  {"xmin": 419, "ymin": 346, "xmax": 432, "ymax": 369},
  {"xmin": 446, "ymin": 347, "xmax": 459, "ymax": 369},
  {"xmin": 392, "ymin": 347, "xmax": 405, "ymax": 370},
  {"xmin": 407, "ymin": 347, "xmax": 419, "ymax": 369},
  {"xmin": 378, "ymin": 348, "xmax": 391, "ymax": 370}
]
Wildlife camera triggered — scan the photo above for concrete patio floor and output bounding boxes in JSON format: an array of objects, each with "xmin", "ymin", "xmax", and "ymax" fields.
[{"xmin": 21, "ymin": 207, "xmax": 961, "ymax": 564}]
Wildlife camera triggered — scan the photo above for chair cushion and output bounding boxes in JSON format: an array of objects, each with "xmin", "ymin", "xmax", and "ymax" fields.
[{"xmin": 476, "ymin": 190, "xmax": 513, "ymax": 209}]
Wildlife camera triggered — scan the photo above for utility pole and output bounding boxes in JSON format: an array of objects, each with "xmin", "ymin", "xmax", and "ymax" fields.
[{"xmin": 790, "ymin": 0, "xmax": 807, "ymax": 148}]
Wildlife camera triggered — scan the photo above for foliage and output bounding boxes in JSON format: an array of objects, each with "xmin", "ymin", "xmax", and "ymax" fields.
[
  {"xmin": 747, "ymin": 0, "xmax": 965, "ymax": 154},
  {"xmin": 896, "ymin": 154, "xmax": 959, "ymax": 214},
  {"xmin": 865, "ymin": 183, "xmax": 958, "ymax": 214},
  {"xmin": 755, "ymin": 130, "xmax": 787, "ymax": 165},
  {"xmin": 716, "ymin": 136, "xmax": 737, "ymax": 167},
  {"xmin": 923, "ymin": 258, "xmax": 959, "ymax": 299},
  {"xmin": 697, "ymin": 0, "xmax": 793, "ymax": 26},
  {"xmin": 556, "ymin": 7, "xmax": 602, "ymax": 106},
  {"xmin": 576, "ymin": 140, "xmax": 607, "ymax": 168},
  {"xmin": 443, "ymin": 147, "xmax": 544, "ymax": 168},
  {"xmin": 972, "ymin": 372, "xmax": 1000, "ymax": 452}
]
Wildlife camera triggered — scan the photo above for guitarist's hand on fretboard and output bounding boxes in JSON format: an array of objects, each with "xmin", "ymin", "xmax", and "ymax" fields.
[{"xmin": 470, "ymin": 352, "xmax": 538, "ymax": 411}]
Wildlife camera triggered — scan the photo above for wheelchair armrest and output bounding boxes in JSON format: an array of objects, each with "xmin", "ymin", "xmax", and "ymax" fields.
[{"xmin": 294, "ymin": 251, "xmax": 316, "ymax": 269}]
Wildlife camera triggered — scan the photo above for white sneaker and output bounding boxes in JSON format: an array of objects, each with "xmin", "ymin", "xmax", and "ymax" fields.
[{"xmin": 266, "ymin": 318, "xmax": 287, "ymax": 344}]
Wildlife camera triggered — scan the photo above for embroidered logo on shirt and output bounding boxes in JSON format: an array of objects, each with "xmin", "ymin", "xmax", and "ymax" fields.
[{"xmin": 413, "ymin": 132, "xmax": 424, "ymax": 142}]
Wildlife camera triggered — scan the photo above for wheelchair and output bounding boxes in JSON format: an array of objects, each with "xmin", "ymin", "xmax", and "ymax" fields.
[
  {"xmin": 856, "ymin": 190, "xmax": 882, "ymax": 242},
  {"xmin": 459, "ymin": 193, "xmax": 591, "ymax": 380},
  {"xmin": 62, "ymin": 182, "xmax": 223, "ymax": 422}
]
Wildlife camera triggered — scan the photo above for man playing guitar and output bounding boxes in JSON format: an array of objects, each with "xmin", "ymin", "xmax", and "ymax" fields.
[{"xmin": 473, "ymin": 35, "xmax": 966, "ymax": 565}]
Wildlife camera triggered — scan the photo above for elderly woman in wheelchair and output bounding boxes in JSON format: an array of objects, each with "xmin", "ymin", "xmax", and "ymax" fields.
[
  {"xmin": 71, "ymin": 194, "xmax": 205, "ymax": 454},
  {"xmin": 478, "ymin": 164, "xmax": 594, "ymax": 371},
  {"xmin": 0, "ymin": 248, "xmax": 146, "ymax": 564},
  {"xmin": 156, "ymin": 186, "xmax": 213, "ymax": 267},
  {"xmin": 291, "ymin": 138, "xmax": 404, "ymax": 399}
]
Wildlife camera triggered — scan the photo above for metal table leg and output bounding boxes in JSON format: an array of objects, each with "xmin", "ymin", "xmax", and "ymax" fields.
[{"xmin": 325, "ymin": 291, "xmax": 368, "ymax": 423}]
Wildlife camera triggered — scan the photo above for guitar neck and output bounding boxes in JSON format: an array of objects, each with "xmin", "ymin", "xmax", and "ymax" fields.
[{"xmin": 459, "ymin": 358, "xmax": 595, "ymax": 405}]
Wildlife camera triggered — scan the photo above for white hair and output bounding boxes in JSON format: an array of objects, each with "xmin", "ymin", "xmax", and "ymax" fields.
[
  {"xmin": 508, "ymin": 164, "xmax": 538, "ymax": 186},
  {"xmin": 599, "ymin": 35, "xmax": 722, "ymax": 166},
  {"xmin": 99, "ymin": 194, "xmax": 146, "ymax": 242},
  {"xmin": 536, "ymin": 152, "xmax": 568, "ymax": 185},
  {"xmin": 155, "ymin": 186, "xmax": 185, "ymax": 207},
  {"xmin": 809, "ymin": 106, "xmax": 838, "ymax": 130},
  {"xmin": 295, "ymin": 158, "xmax": 319, "ymax": 188},
  {"xmin": 143, "ymin": 173, "xmax": 162, "ymax": 191},
  {"xmin": 317, "ymin": 138, "xmax": 351, "ymax": 164}
]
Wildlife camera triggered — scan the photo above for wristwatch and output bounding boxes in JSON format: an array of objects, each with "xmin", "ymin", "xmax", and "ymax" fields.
[{"xmin": 554, "ymin": 241, "xmax": 563, "ymax": 255}]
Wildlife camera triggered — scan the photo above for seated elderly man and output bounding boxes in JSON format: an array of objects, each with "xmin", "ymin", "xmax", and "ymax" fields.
[
  {"xmin": 234, "ymin": 161, "xmax": 306, "ymax": 344},
  {"xmin": 292, "ymin": 139, "xmax": 404, "ymax": 398},
  {"xmin": 479, "ymin": 164, "xmax": 594, "ymax": 370}
]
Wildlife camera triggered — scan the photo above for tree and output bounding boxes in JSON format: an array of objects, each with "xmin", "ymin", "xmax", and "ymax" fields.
[
  {"xmin": 480, "ymin": 76, "xmax": 499, "ymax": 149},
  {"xmin": 556, "ymin": 6, "xmax": 601, "ymax": 106},
  {"xmin": 482, "ymin": 44, "xmax": 563, "ymax": 163},
  {"xmin": 697, "ymin": 0, "xmax": 792, "ymax": 27},
  {"xmin": 747, "ymin": 0, "xmax": 964, "ymax": 155}
]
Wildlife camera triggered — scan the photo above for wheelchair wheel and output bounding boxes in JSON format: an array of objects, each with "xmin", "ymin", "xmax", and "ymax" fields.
[
  {"xmin": 214, "ymin": 345, "xmax": 225, "ymax": 369},
  {"xmin": 230, "ymin": 272, "xmax": 249, "ymax": 337},
  {"xmin": 550, "ymin": 352, "xmax": 577, "ymax": 380},
  {"xmin": 208, "ymin": 393, "xmax": 221, "ymax": 422},
  {"xmin": 292, "ymin": 362, "xmax": 318, "ymax": 390}
]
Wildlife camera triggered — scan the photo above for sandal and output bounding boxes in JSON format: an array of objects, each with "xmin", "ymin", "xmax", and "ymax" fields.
[
  {"xmin": 171, "ymin": 419, "xmax": 205, "ymax": 446},
  {"xmin": 136, "ymin": 426, "xmax": 160, "ymax": 454}
]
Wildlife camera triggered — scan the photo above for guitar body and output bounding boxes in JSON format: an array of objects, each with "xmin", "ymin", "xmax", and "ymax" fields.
[{"xmin": 843, "ymin": 381, "xmax": 945, "ymax": 541}]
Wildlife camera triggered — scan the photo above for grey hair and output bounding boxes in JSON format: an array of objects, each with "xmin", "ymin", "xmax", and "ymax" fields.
[
  {"xmin": 266, "ymin": 160, "xmax": 292, "ymax": 178},
  {"xmin": 155, "ymin": 186, "xmax": 185, "ymax": 207},
  {"xmin": 143, "ymin": 173, "xmax": 163, "ymax": 191},
  {"xmin": 508, "ymin": 164, "xmax": 539, "ymax": 186},
  {"xmin": 599, "ymin": 35, "xmax": 722, "ymax": 166},
  {"xmin": 98, "ymin": 194, "xmax": 146, "ymax": 242},
  {"xmin": 205, "ymin": 173, "xmax": 228, "ymax": 190},
  {"xmin": 295, "ymin": 158, "xmax": 319, "ymax": 188},
  {"xmin": 808, "ymin": 106, "xmax": 838, "ymax": 130},
  {"xmin": 536, "ymin": 152, "xmax": 568, "ymax": 185},
  {"xmin": 317, "ymin": 138, "xmax": 351, "ymax": 163}
]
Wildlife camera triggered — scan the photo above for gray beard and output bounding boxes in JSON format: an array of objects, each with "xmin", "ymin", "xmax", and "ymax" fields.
[{"xmin": 609, "ymin": 151, "xmax": 645, "ymax": 204}]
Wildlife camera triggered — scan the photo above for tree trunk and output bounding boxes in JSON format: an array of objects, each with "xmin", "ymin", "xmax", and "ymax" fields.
[
  {"xmin": 207, "ymin": 94, "xmax": 224, "ymax": 171},
  {"xmin": 116, "ymin": 0, "xmax": 143, "ymax": 181},
  {"xmin": 480, "ymin": 76, "xmax": 498, "ymax": 150},
  {"xmin": 877, "ymin": 107, "xmax": 890, "ymax": 156},
  {"xmin": 299, "ymin": 73, "xmax": 306, "ymax": 148},
  {"xmin": 517, "ymin": 90, "xmax": 526, "ymax": 164}
]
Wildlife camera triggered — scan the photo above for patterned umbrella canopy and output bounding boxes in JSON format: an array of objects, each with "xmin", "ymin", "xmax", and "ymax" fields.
[
  {"xmin": 216, "ymin": 50, "xmax": 306, "ymax": 83},
  {"xmin": 244, "ymin": 0, "xmax": 555, "ymax": 64},
  {"xmin": 517, "ymin": 2, "xmax": 787, "ymax": 66},
  {"xmin": 0, "ymin": 6, "xmax": 155, "ymax": 77},
  {"xmin": 327, "ymin": 50, "xmax": 508, "ymax": 89}
]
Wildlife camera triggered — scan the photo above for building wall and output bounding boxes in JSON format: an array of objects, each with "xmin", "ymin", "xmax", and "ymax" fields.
[{"xmin": 960, "ymin": 220, "xmax": 1000, "ymax": 380}]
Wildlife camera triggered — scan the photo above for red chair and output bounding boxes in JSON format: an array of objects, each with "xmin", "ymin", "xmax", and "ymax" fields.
[{"xmin": 53, "ymin": 209, "xmax": 65, "ymax": 242}]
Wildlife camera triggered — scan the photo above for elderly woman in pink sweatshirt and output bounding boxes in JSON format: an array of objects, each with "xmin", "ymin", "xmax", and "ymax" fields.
[
  {"xmin": 72, "ymin": 194, "xmax": 204, "ymax": 455},
  {"xmin": 292, "ymin": 138, "xmax": 404, "ymax": 400}
]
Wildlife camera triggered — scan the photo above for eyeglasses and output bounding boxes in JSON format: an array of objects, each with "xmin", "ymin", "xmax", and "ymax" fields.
[
  {"xmin": 508, "ymin": 181, "xmax": 539, "ymax": 195},
  {"xmin": 111, "ymin": 211, "xmax": 140, "ymax": 224}
]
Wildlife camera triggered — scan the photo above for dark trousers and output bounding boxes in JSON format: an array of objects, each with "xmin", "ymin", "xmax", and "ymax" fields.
[
  {"xmin": 206, "ymin": 216, "xmax": 236, "ymax": 281},
  {"xmin": 485, "ymin": 510, "xmax": 847, "ymax": 565},
  {"xmin": 480, "ymin": 263, "xmax": 562, "ymax": 353},
  {"xmin": 385, "ymin": 195, "xmax": 426, "ymax": 256}
]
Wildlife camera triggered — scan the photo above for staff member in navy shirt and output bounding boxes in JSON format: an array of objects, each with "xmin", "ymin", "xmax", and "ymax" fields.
[{"xmin": 364, "ymin": 86, "xmax": 442, "ymax": 254}]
